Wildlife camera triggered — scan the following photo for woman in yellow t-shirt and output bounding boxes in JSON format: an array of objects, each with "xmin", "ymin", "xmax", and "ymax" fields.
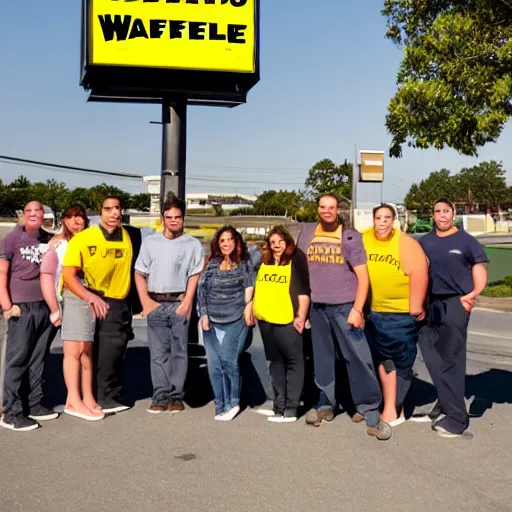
[
  {"xmin": 252, "ymin": 226, "xmax": 310, "ymax": 423},
  {"xmin": 363, "ymin": 204, "xmax": 428, "ymax": 426}
]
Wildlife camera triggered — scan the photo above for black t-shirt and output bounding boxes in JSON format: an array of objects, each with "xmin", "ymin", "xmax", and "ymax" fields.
[{"xmin": 419, "ymin": 229, "xmax": 489, "ymax": 297}]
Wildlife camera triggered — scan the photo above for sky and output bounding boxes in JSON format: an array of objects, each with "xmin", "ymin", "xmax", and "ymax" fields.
[{"xmin": 1, "ymin": 0, "xmax": 510, "ymax": 207}]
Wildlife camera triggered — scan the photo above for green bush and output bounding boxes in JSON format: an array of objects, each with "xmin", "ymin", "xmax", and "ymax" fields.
[
  {"xmin": 229, "ymin": 207, "xmax": 256, "ymax": 216},
  {"xmin": 503, "ymin": 276, "xmax": 512, "ymax": 288}
]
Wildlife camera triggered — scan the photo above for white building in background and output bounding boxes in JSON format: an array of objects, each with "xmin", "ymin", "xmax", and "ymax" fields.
[
  {"xmin": 186, "ymin": 193, "xmax": 257, "ymax": 211},
  {"xmin": 143, "ymin": 176, "xmax": 257, "ymax": 214},
  {"xmin": 143, "ymin": 176, "xmax": 162, "ymax": 214}
]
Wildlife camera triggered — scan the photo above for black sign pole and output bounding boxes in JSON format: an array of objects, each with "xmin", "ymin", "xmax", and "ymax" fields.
[{"xmin": 160, "ymin": 99, "xmax": 187, "ymax": 210}]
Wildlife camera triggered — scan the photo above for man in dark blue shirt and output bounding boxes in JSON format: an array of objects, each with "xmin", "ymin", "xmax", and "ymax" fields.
[{"xmin": 415, "ymin": 199, "xmax": 488, "ymax": 438}]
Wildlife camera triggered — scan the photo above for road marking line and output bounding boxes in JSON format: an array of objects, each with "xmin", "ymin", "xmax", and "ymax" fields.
[
  {"xmin": 473, "ymin": 307, "xmax": 511, "ymax": 314},
  {"xmin": 468, "ymin": 331, "xmax": 512, "ymax": 340}
]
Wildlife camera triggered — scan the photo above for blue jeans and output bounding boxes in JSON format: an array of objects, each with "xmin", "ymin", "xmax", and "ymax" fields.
[
  {"xmin": 310, "ymin": 303, "xmax": 382, "ymax": 428},
  {"xmin": 147, "ymin": 303, "xmax": 189, "ymax": 405},
  {"xmin": 203, "ymin": 317, "xmax": 248, "ymax": 414}
]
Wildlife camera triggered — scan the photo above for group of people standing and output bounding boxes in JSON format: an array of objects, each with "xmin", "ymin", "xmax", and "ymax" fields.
[{"xmin": 0, "ymin": 193, "xmax": 487, "ymax": 441}]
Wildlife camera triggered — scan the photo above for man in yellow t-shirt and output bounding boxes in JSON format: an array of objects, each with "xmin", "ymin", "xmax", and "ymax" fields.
[{"xmin": 63, "ymin": 196, "xmax": 133, "ymax": 414}]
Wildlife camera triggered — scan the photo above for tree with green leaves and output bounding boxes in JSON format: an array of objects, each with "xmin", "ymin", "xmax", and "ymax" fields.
[
  {"xmin": 253, "ymin": 190, "xmax": 304, "ymax": 217},
  {"xmin": 67, "ymin": 187, "xmax": 95, "ymax": 210},
  {"xmin": 30, "ymin": 179, "xmax": 69, "ymax": 214},
  {"xmin": 304, "ymin": 159, "xmax": 352, "ymax": 201},
  {"xmin": 383, "ymin": 0, "xmax": 512, "ymax": 157},
  {"xmin": 129, "ymin": 193, "xmax": 151, "ymax": 212},
  {"xmin": 0, "ymin": 176, "xmax": 150, "ymax": 217},
  {"xmin": 88, "ymin": 184, "xmax": 131, "ymax": 212},
  {"xmin": 404, "ymin": 160, "xmax": 509, "ymax": 213},
  {"xmin": 9, "ymin": 176, "xmax": 31, "ymax": 189},
  {"xmin": 455, "ymin": 161, "xmax": 507, "ymax": 209},
  {"xmin": 404, "ymin": 169, "xmax": 455, "ymax": 213}
]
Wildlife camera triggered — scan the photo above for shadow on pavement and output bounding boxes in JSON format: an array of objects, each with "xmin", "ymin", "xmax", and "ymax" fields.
[
  {"xmin": 405, "ymin": 369, "xmax": 512, "ymax": 419},
  {"xmin": 43, "ymin": 343, "xmax": 269, "ymax": 411},
  {"xmin": 466, "ymin": 369, "xmax": 512, "ymax": 417}
]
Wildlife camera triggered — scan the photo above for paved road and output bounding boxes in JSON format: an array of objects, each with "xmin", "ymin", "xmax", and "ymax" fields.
[
  {"xmin": 1, "ymin": 223, "xmax": 511, "ymax": 511},
  {"xmin": 1, "ymin": 310, "xmax": 511, "ymax": 512}
]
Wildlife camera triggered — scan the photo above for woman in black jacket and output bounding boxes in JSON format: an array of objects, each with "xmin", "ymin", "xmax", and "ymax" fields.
[{"xmin": 251, "ymin": 225, "xmax": 311, "ymax": 423}]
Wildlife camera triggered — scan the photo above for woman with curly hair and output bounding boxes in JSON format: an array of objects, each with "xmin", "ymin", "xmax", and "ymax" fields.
[
  {"xmin": 197, "ymin": 226, "xmax": 255, "ymax": 421},
  {"xmin": 252, "ymin": 225, "xmax": 310, "ymax": 423}
]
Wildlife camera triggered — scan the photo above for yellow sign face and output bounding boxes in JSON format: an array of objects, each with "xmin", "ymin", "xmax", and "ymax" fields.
[{"xmin": 88, "ymin": 0, "xmax": 257, "ymax": 73}]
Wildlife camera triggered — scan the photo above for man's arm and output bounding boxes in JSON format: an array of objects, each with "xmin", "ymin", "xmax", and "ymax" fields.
[
  {"xmin": 352, "ymin": 264, "xmax": 369, "ymax": 313},
  {"xmin": 461, "ymin": 237, "xmax": 489, "ymax": 312},
  {"xmin": 343, "ymin": 231, "xmax": 368, "ymax": 327},
  {"xmin": 0, "ymin": 232, "xmax": 14, "ymax": 313},
  {"xmin": 349, "ymin": 264, "xmax": 369, "ymax": 328},
  {"xmin": 461, "ymin": 263, "xmax": 488, "ymax": 312},
  {"xmin": 134, "ymin": 271, "xmax": 160, "ymax": 316},
  {"xmin": 176, "ymin": 273, "xmax": 200, "ymax": 319},
  {"xmin": 470, "ymin": 263, "xmax": 488, "ymax": 297},
  {"xmin": 176, "ymin": 241, "xmax": 205, "ymax": 318}
]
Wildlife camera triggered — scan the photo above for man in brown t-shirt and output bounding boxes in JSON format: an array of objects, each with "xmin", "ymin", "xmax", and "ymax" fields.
[{"xmin": 297, "ymin": 195, "xmax": 390, "ymax": 440}]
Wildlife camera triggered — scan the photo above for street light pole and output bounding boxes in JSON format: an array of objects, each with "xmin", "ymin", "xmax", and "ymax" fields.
[
  {"xmin": 160, "ymin": 100, "xmax": 187, "ymax": 210},
  {"xmin": 350, "ymin": 146, "xmax": 358, "ymax": 228}
]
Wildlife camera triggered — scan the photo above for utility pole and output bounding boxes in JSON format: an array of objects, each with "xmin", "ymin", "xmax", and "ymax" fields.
[
  {"xmin": 160, "ymin": 100, "xmax": 187, "ymax": 210},
  {"xmin": 350, "ymin": 146, "xmax": 358, "ymax": 228}
]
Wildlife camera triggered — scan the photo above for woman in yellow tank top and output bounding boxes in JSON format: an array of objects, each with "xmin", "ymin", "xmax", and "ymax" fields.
[
  {"xmin": 251, "ymin": 226, "xmax": 310, "ymax": 423},
  {"xmin": 363, "ymin": 204, "xmax": 428, "ymax": 426}
]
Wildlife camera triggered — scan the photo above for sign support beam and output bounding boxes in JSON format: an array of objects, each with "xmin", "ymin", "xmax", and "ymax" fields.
[{"xmin": 160, "ymin": 100, "xmax": 187, "ymax": 209}]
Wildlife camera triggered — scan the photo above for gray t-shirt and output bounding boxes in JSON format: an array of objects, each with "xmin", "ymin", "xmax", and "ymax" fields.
[
  {"xmin": 296, "ymin": 223, "xmax": 366, "ymax": 304},
  {"xmin": 135, "ymin": 233, "xmax": 204, "ymax": 293},
  {"xmin": 0, "ymin": 225, "xmax": 52, "ymax": 303}
]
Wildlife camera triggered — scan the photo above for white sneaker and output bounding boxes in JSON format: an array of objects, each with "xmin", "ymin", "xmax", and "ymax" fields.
[
  {"xmin": 252, "ymin": 408, "xmax": 275, "ymax": 417},
  {"xmin": 216, "ymin": 405, "xmax": 240, "ymax": 421},
  {"xmin": 409, "ymin": 414, "xmax": 433, "ymax": 423},
  {"xmin": 434, "ymin": 425, "xmax": 473, "ymax": 439},
  {"xmin": 268, "ymin": 414, "xmax": 297, "ymax": 423},
  {"xmin": 387, "ymin": 415, "xmax": 406, "ymax": 427},
  {"xmin": 410, "ymin": 401, "xmax": 443, "ymax": 423}
]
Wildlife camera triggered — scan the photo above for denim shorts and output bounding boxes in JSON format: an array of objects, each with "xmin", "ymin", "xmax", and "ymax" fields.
[
  {"xmin": 365, "ymin": 311, "xmax": 418, "ymax": 378},
  {"xmin": 60, "ymin": 290, "xmax": 96, "ymax": 342}
]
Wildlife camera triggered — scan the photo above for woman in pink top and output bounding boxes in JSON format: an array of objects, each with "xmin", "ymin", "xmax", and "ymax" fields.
[{"xmin": 40, "ymin": 205, "xmax": 104, "ymax": 421}]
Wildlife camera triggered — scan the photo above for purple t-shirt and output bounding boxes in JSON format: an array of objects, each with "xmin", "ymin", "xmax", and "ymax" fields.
[
  {"xmin": 297, "ymin": 223, "xmax": 366, "ymax": 304},
  {"xmin": 0, "ymin": 225, "xmax": 52, "ymax": 303}
]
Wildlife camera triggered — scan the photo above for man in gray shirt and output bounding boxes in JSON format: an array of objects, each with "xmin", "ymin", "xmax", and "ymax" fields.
[{"xmin": 135, "ymin": 195, "xmax": 203, "ymax": 414}]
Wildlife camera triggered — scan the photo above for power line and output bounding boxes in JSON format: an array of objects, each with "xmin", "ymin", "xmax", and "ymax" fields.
[
  {"xmin": 0, "ymin": 155, "xmax": 306, "ymax": 186},
  {"xmin": 0, "ymin": 155, "xmax": 143, "ymax": 179},
  {"xmin": 190, "ymin": 161, "xmax": 308, "ymax": 172}
]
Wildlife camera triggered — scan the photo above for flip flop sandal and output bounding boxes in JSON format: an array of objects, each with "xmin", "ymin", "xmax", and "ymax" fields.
[{"xmin": 64, "ymin": 408, "xmax": 105, "ymax": 422}]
